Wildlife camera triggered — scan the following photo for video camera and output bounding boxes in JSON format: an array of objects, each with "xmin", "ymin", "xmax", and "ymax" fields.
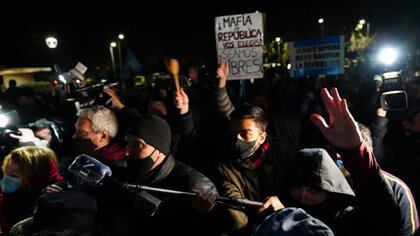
[
  {"xmin": 375, "ymin": 69, "xmax": 420, "ymax": 111},
  {"xmin": 55, "ymin": 63, "xmax": 120, "ymax": 112}
]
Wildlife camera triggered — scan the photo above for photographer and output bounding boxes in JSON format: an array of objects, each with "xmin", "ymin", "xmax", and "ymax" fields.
[{"xmin": 374, "ymin": 103, "xmax": 420, "ymax": 213}]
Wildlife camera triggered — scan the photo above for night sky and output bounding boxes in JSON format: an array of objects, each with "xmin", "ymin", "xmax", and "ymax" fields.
[{"xmin": 0, "ymin": 0, "xmax": 419, "ymax": 73}]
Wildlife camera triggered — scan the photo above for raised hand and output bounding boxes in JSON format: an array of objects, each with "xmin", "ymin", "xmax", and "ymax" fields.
[
  {"xmin": 216, "ymin": 61, "xmax": 229, "ymax": 88},
  {"xmin": 103, "ymin": 87, "xmax": 124, "ymax": 110},
  {"xmin": 310, "ymin": 88, "xmax": 363, "ymax": 150},
  {"xmin": 173, "ymin": 88, "xmax": 189, "ymax": 115}
]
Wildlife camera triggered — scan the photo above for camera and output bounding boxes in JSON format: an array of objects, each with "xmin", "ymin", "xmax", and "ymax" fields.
[
  {"xmin": 375, "ymin": 69, "xmax": 419, "ymax": 111},
  {"xmin": 56, "ymin": 62, "xmax": 120, "ymax": 112},
  {"xmin": 66, "ymin": 81, "xmax": 119, "ymax": 112}
]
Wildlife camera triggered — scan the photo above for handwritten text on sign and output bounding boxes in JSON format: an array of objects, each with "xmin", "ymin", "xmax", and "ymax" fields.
[{"xmin": 216, "ymin": 13, "xmax": 264, "ymax": 80}]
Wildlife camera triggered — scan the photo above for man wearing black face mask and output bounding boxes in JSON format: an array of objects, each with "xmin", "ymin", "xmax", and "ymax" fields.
[
  {"xmin": 216, "ymin": 104, "xmax": 294, "ymax": 235},
  {"xmin": 171, "ymin": 62, "xmax": 294, "ymax": 235},
  {"xmin": 71, "ymin": 106, "xmax": 126, "ymax": 164},
  {"xmin": 119, "ymin": 115, "xmax": 220, "ymax": 235}
]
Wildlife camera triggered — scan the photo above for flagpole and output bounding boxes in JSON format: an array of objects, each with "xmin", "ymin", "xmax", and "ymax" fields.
[{"xmin": 118, "ymin": 41, "xmax": 123, "ymax": 79}]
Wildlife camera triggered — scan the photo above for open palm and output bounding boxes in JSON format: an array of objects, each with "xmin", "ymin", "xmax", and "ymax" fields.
[{"xmin": 310, "ymin": 88, "xmax": 362, "ymax": 150}]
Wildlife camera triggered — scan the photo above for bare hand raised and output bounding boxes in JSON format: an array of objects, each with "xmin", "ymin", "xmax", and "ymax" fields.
[
  {"xmin": 217, "ymin": 61, "xmax": 229, "ymax": 88},
  {"xmin": 310, "ymin": 88, "xmax": 363, "ymax": 150},
  {"xmin": 103, "ymin": 87, "xmax": 124, "ymax": 110},
  {"xmin": 173, "ymin": 88, "xmax": 189, "ymax": 115}
]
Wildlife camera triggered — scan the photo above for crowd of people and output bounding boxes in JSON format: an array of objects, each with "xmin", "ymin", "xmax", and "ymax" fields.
[{"xmin": 0, "ymin": 57, "xmax": 418, "ymax": 236}]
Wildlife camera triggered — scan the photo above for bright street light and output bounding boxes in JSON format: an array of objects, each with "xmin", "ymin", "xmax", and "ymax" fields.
[
  {"xmin": 110, "ymin": 42, "xmax": 117, "ymax": 47},
  {"xmin": 357, "ymin": 24, "xmax": 364, "ymax": 30},
  {"xmin": 118, "ymin": 34, "xmax": 125, "ymax": 40},
  {"xmin": 45, "ymin": 37, "xmax": 58, "ymax": 49},
  {"xmin": 378, "ymin": 47, "xmax": 398, "ymax": 65},
  {"xmin": 359, "ymin": 19, "xmax": 366, "ymax": 25},
  {"xmin": 275, "ymin": 37, "xmax": 281, "ymax": 43},
  {"xmin": 318, "ymin": 18, "xmax": 324, "ymax": 24}
]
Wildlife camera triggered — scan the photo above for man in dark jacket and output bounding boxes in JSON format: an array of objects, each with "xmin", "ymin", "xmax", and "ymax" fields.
[
  {"xmin": 304, "ymin": 87, "xmax": 402, "ymax": 235},
  {"xmin": 90, "ymin": 90, "xmax": 219, "ymax": 235},
  {"xmin": 173, "ymin": 65, "xmax": 294, "ymax": 234},
  {"xmin": 215, "ymin": 105, "xmax": 293, "ymax": 234},
  {"xmin": 373, "ymin": 104, "xmax": 420, "ymax": 214},
  {"xmin": 120, "ymin": 114, "xmax": 219, "ymax": 235}
]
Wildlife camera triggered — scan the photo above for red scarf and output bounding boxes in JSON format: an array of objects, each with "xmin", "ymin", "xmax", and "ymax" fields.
[{"xmin": 250, "ymin": 142, "xmax": 270, "ymax": 168}]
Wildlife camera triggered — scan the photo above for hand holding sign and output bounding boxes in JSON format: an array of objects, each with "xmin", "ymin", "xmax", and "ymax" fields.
[
  {"xmin": 217, "ymin": 61, "xmax": 229, "ymax": 88},
  {"xmin": 167, "ymin": 59, "xmax": 181, "ymax": 93}
]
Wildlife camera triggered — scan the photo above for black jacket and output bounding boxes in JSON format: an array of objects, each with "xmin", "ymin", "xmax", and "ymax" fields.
[{"xmin": 89, "ymin": 155, "xmax": 219, "ymax": 236}]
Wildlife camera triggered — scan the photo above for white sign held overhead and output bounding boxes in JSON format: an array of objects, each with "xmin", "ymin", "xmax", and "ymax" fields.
[{"xmin": 215, "ymin": 12, "xmax": 264, "ymax": 80}]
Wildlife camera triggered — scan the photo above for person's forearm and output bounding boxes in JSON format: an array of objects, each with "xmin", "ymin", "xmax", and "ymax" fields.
[
  {"xmin": 339, "ymin": 142, "xmax": 379, "ymax": 180},
  {"xmin": 216, "ymin": 87, "xmax": 235, "ymax": 118},
  {"xmin": 180, "ymin": 110, "xmax": 195, "ymax": 139}
]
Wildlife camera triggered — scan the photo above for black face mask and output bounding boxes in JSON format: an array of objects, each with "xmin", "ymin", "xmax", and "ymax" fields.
[
  {"xmin": 128, "ymin": 149, "xmax": 157, "ymax": 182},
  {"xmin": 234, "ymin": 139, "xmax": 258, "ymax": 160},
  {"xmin": 72, "ymin": 136, "xmax": 97, "ymax": 155}
]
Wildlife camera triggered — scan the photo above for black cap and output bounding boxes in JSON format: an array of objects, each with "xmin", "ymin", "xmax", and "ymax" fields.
[{"xmin": 126, "ymin": 115, "xmax": 172, "ymax": 155}]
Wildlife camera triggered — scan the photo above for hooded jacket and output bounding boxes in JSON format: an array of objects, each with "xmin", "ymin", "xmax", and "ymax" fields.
[
  {"xmin": 287, "ymin": 148, "xmax": 357, "ymax": 236},
  {"xmin": 287, "ymin": 146, "xmax": 401, "ymax": 236}
]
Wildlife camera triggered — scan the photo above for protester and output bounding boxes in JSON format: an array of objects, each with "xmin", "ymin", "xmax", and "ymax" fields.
[
  {"xmin": 0, "ymin": 146, "xmax": 63, "ymax": 233},
  {"xmin": 374, "ymin": 103, "xmax": 420, "ymax": 213},
  {"xmin": 171, "ymin": 62, "xmax": 294, "ymax": 234},
  {"xmin": 71, "ymin": 105, "xmax": 126, "ymax": 163},
  {"xmin": 83, "ymin": 90, "xmax": 220, "ymax": 235},
  {"xmin": 304, "ymin": 87, "xmax": 402, "ymax": 235}
]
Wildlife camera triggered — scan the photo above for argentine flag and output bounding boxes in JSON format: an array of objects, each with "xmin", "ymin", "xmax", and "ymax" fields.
[{"xmin": 124, "ymin": 49, "xmax": 142, "ymax": 73}]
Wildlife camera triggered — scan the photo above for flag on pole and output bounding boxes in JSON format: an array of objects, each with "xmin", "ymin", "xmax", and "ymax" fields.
[{"xmin": 124, "ymin": 49, "xmax": 142, "ymax": 73}]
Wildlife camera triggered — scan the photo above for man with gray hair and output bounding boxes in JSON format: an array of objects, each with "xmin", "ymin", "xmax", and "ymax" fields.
[{"xmin": 72, "ymin": 105, "xmax": 126, "ymax": 162}]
